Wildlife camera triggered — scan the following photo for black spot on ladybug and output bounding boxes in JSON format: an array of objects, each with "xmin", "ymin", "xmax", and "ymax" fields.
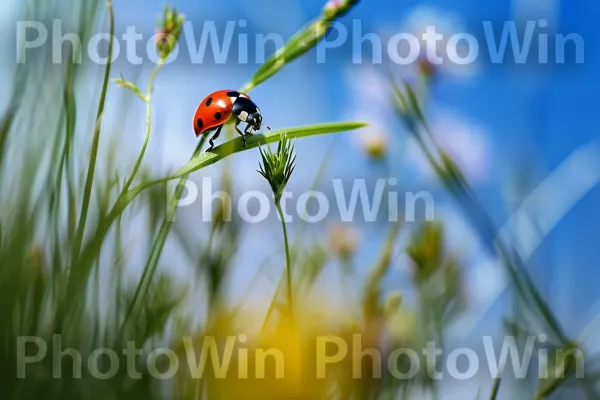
[
  {"xmin": 197, "ymin": 118, "xmax": 203, "ymax": 130},
  {"xmin": 215, "ymin": 112, "xmax": 222, "ymax": 120},
  {"xmin": 226, "ymin": 91, "xmax": 239, "ymax": 97},
  {"xmin": 205, "ymin": 97, "xmax": 213, "ymax": 107}
]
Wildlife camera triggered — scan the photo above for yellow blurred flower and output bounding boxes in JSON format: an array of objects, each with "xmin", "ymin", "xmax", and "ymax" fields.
[
  {"xmin": 361, "ymin": 128, "xmax": 389, "ymax": 160},
  {"xmin": 185, "ymin": 298, "xmax": 356, "ymax": 399}
]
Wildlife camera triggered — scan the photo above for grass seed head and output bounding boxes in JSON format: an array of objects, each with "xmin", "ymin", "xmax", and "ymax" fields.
[
  {"xmin": 156, "ymin": 5, "xmax": 185, "ymax": 60},
  {"xmin": 258, "ymin": 133, "xmax": 296, "ymax": 204}
]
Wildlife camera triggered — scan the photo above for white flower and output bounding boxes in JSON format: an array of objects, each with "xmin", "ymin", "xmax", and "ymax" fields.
[
  {"xmin": 344, "ymin": 65, "xmax": 394, "ymax": 158},
  {"xmin": 397, "ymin": 6, "xmax": 480, "ymax": 78},
  {"xmin": 469, "ymin": 258, "xmax": 506, "ymax": 304}
]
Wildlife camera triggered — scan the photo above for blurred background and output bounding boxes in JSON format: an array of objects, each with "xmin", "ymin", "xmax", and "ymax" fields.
[{"xmin": 1, "ymin": 0, "xmax": 599, "ymax": 398}]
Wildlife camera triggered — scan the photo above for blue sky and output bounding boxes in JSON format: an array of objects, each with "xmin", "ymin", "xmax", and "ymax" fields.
[{"xmin": 2, "ymin": 0, "xmax": 600, "ymax": 360}]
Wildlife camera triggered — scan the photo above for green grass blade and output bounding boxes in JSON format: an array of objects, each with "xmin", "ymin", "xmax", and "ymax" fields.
[
  {"xmin": 241, "ymin": 0, "xmax": 360, "ymax": 92},
  {"xmin": 122, "ymin": 121, "xmax": 367, "ymax": 202}
]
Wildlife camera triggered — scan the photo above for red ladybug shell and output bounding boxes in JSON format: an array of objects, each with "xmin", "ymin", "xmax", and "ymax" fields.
[{"xmin": 193, "ymin": 90, "xmax": 250, "ymax": 136}]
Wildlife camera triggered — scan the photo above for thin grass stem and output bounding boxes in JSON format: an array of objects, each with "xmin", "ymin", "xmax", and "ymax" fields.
[
  {"xmin": 276, "ymin": 201, "xmax": 293, "ymax": 316},
  {"xmin": 122, "ymin": 59, "xmax": 165, "ymax": 192}
]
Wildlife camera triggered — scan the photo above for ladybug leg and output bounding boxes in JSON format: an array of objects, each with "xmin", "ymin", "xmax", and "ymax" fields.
[
  {"xmin": 244, "ymin": 123, "xmax": 255, "ymax": 137},
  {"xmin": 234, "ymin": 119, "xmax": 247, "ymax": 147},
  {"xmin": 238, "ymin": 124, "xmax": 256, "ymax": 147},
  {"xmin": 206, "ymin": 125, "xmax": 223, "ymax": 152}
]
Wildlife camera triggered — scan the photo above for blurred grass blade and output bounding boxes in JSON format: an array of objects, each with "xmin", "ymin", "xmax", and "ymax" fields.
[
  {"xmin": 241, "ymin": 0, "xmax": 360, "ymax": 92},
  {"xmin": 402, "ymin": 80, "xmax": 427, "ymax": 126},
  {"xmin": 64, "ymin": 0, "xmax": 115, "ymax": 321},
  {"xmin": 489, "ymin": 374, "xmax": 502, "ymax": 400},
  {"xmin": 0, "ymin": 108, "xmax": 17, "ymax": 168},
  {"xmin": 70, "ymin": 0, "xmax": 114, "ymax": 258}
]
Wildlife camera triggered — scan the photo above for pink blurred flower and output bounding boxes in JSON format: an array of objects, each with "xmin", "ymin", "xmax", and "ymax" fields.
[{"xmin": 324, "ymin": 0, "xmax": 344, "ymax": 13}]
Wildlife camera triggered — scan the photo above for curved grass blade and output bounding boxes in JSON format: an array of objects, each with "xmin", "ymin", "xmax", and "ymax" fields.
[{"xmin": 121, "ymin": 121, "xmax": 368, "ymax": 204}]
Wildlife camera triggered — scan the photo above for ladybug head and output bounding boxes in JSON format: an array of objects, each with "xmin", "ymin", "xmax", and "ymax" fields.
[
  {"xmin": 246, "ymin": 112, "xmax": 271, "ymax": 132},
  {"xmin": 246, "ymin": 113, "xmax": 262, "ymax": 131}
]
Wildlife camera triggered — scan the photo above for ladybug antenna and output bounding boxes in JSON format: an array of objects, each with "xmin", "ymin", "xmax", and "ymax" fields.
[{"xmin": 262, "ymin": 122, "xmax": 272, "ymax": 130}]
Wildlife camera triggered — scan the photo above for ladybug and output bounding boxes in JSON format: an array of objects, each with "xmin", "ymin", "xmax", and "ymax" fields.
[{"xmin": 193, "ymin": 90, "xmax": 270, "ymax": 151}]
